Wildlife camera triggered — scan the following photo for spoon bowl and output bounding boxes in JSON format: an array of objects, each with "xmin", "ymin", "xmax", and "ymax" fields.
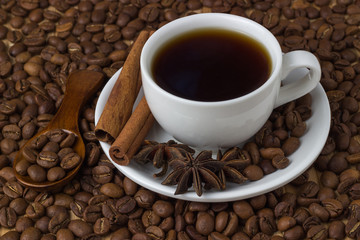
[{"xmin": 14, "ymin": 70, "xmax": 104, "ymax": 191}]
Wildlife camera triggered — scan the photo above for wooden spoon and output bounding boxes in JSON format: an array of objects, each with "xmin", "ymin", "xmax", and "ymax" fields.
[{"xmin": 14, "ymin": 70, "xmax": 104, "ymax": 191}]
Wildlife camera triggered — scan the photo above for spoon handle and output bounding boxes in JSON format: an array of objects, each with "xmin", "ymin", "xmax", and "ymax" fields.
[{"xmin": 49, "ymin": 70, "xmax": 105, "ymax": 132}]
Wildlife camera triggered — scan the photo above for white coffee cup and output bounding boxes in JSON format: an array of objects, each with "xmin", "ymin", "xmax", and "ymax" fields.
[{"xmin": 140, "ymin": 13, "xmax": 321, "ymax": 149}]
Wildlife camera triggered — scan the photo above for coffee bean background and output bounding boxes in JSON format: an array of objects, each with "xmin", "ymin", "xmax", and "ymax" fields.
[{"xmin": 0, "ymin": 0, "xmax": 360, "ymax": 239}]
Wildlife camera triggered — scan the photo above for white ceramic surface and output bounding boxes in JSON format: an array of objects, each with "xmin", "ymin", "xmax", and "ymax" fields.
[
  {"xmin": 95, "ymin": 67, "xmax": 331, "ymax": 202},
  {"xmin": 140, "ymin": 13, "xmax": 321, "ymax": 148}
]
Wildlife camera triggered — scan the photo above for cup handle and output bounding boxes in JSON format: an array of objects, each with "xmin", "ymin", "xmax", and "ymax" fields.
[{"xmin": 274, "ymin": 50, "xmax": 321, "ymax": 108}]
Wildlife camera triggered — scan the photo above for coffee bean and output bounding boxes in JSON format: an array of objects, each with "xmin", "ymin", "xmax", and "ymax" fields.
[
  {"xmin": 15, "ymin": 159, "xmax": 30, "ymax": 175},
  {"xmin": 320, "ymin": 171, "xmax": 339, "ymax": 190},
  {"xmin": 27, "ymin": 164, "xmax": 47, "ymax": 182},
  {"xmin": 135, "ymin": 189, "xmax": 156, "ymax": 209},
  {"xmin": 194, "ymin": 211, "xmax": 214, "ymax": 235},
  {"xmin": 92, "ymin": 165, "xmax": 113, "ymax": 184},
  {"xmin": 83, "ymin": 205, "xmax": 102, "ymax": 223},
  {"xmin": 272, "ymin": 155, "xmax": 290, "ymax": 169},
  {"xmin": 47, "ymin": 167, "xmax": 66, "ymax": 181},
  {"xmin": 35, "ymin": 192, "xmax": 54, "ymax": 208},
  {"xmin": 94, "ymin": 217, "xmax": 110, "ymax": 235},
  {"xmin": 41, "ymin": 142, "xmax": 60, "ymax": 155},
  {"xmin": 0, "ymin": 207, "xmax": 17, "ymax": 228},
  {"xmin": 53, "ymin": 193, "xmax": 73, "ymax": 209},
  {"xmin": 26, "ymin": 202, "xmax": 45, "ymax": 219},
  {"xmin": 15, "ymin": 216, "xmax": 34, "ymax": 233},
  {"xmin": 60, "ymin": 152, "xmax": 81, "ymax": 170},
  {"xmin": 233, "ymin": 200, "xmax": 254, "ymax": 220},
  {"xmin": 56, "ymin": 228, "xmax": 74, "ymax": 240},
  {"xmin": 20, "ymin": 227, "xmax": 42, "ymax": 240},
  {"xmin": 46, "ymin": 205, "xmax": 67, "ymax": 219},
  {"xmin": 69, "ymin": 199, "xmax": 87, "ymax": 218},
  {"xmin": 152, "ymin": 200, "xmax": 174, "ymax": 218},
  {"xmin": 48, "ymin": 211, "xmax": 70, "ymax": 234},
  {"xmin": 9, "ymin": 198, "xmax": 27, "ymax": 216},
  {"xmin": 243, "ymin": 165, "xmax": 264, "ymax": 181},
  {"xmin": 68, "ymin": 219, "xmax": 93, "ymax": 238},
  {"xmin": 0, "ymin": 230, "xmax": 20, "ymax": 240},
  {"xmin": 37, "ymin": 151, "xmax": 59, "ymax": 168},
  {"xmin": 3, "ymin": 181, "xmax": 23, "ymax": 198},
  {"xmin": 35, "ymin": 216, "xmax": 50, "ymax": 233},
  {"xmin": 328, "ymin": 220, "xmax": 346, "ymax": 239},
  {"xmin": 110, "ymin": 227, "xmax": 132, "ymax": 240}
]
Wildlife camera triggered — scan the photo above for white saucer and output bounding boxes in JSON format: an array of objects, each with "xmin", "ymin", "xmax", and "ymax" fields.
[{"xmin": 95, "ymin": 68, "xmax": 330, "ymax": 202}]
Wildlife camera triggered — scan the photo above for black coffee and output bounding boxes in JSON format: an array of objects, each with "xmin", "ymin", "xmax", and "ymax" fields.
[{"xmin": 152, "ymin": 28, "xmax": 271, "ymax": 101}]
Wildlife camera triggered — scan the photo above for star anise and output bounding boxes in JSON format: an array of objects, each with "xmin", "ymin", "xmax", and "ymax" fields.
[
  {"xmin": 162, "ymin": 150, "xmax": 224, "ymax": 196},
  {"xmin": 133, "ymin": 140, "xmax": 195, "ymax": 178},
  {"xmin": 217, "ymin": 147, "xmax": 249, "ymax": 189}
]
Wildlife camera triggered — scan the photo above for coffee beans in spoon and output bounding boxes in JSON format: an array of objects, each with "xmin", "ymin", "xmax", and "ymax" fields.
[{"xmin": 15, "ymin": 129, "xmax": 81, "ymax": 182}]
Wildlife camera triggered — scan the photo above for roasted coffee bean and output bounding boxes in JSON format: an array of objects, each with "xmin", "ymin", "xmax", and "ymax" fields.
[
  {"xmin": 42, "ymin": 142, "xmax": 60, "ymax": 153},
  {"xmin": 37, "ymin": 151, "xmax": 59, "ymax": 168},
  {"xmin": 135, "ymin": 189, "xmax": 156, "ymax": 209},
  {"xmin": 152, "ymin": 200, "xmax": 174, "ymax": 218},
  {"xmin": 68, "ymin": 219, "xmax": 93, "ymax": 238},
  {"xmin": 309, "ymin": 202, "xmax": 330, "ymax": 222},
  {"xmin": 58, "ymin": 148, "xmax": 73, "ymax": 160},
  {"xmin": 0, "ymin": 231, "xmax": 20, "ymax": 240},
  {"xmin": 94, "ymin": 217, "xmax": 110, "ymax": 235},
  {"xmin": 3, "ymin": 181, "xmax": 23, "ymax": 198},
  {"xmin": 70, "ymin": 199, "xmax": 87, "ymax": 218},
  {"xmin": 272, "ymin": 155, "xmax": 290, "ymax": 169},
  {"xmin": 35, "ymin": 192, "xmax": 54, "ymax": 208},
  {"xmin": 0, "ymin": 207, "xmax": 17, "ymax": 228},
  {"xmin": 60, "ymin": 152, "xmax": 81, "ymax": 170},
  {"xmin": 22, "ymin": 147, "xmax": 38, "ymax": 163},
  {"xmin": 243, "ymin": 165, "xmax": 264, "ymax": 181},
  {"xmin": 15, "ymin": 216, "xmax": 34, "ymax": 233},
  {"xmin": 56, "ymin": 228, "xmax": 74, "ymax": 240},
  {"xmin": 46, "ymin": 205, "xmax": 67, "ymax": 219},
  {"xmin": 53, "ymin": 193, "xmax": 73, "ymax": 209},
  {"xmin": 9, "ymin": 198, "xmax": 27, "ymax": 215},
  {"xmin": 26, "ymin": 202, "xmax": 45, "ymax": 219},
  {"xmin": 320, "ymin": 171, "xmax": 339, "ymax": 189},
  {"xmin": 123, "ymin": 177, "xmax": 138, "ymax": 196},
  {"xmin": 35, "ymin": 216, "xmax": 50, "ymax": 233},
  {"xmin": 83, "ymin": 205, "xmax": 102, "ymax": 223},
  {"xmin": 98, "ymin": 183, "xmax": 123, "ymax": 198},
  {"xmin": 275, "ymin": 201, "xmax": 294, "ymax": 218},
  {"xmin": 195, "ymin": 211, "xmax": 214, "ymax": 235},
  {"xmin": 328, "ymin": 220, "xmax": 346, "ymax": 239},
  {"xmin": 116, "ymin": 196, "xmax": 136, "ymax": 214},
  {"xmin": 258, "ymin": 208, "xmax": 276, "ymax": 235},
  {"xmin": 47, "ymin": 166, "xmax": 66, "ymax": 181},
  {"xmin": 110, "ymin": 227, "xmax": 132, "ymax": 240},
  {"xmin": 92, "ymin": 165, "xmax": 113, "ymax": 184},
  {"xmin": 87, "ymin": 194, "xmax": 108, "ymax": 207},
  {"xmin": 233, "ymin": 200, "xmax": 254, "ymax": 221},
  {"xmin": 20, "ymin": 227, "xmax": 42, "ymax": 240},
  {"xmin": 27, "ymin": 164, "xmax": 47, "ymax": 182},
  {"xmin": 15, "ymin": 159, "xmax": 30, "ymax": 175},
  {"xmin": 22, "ymin": 188, "xmax": 38, "ymax": 202},
  {"xmin": 48, "ymin": 211, "xmax": 70, "ymax": 234}
]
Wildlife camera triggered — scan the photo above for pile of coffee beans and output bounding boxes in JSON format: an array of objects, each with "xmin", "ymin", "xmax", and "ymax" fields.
[
  {"xmin": 0, "ymin": 0, "xmax": 360, "ymax": 239},
  {"xmin": 15, "ymin": 129, "xmax": 80, "ymax": 182}
]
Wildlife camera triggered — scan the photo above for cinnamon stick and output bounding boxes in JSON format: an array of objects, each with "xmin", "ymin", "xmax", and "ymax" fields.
[
  {"xmin": 109, "ymin": 97, "xmax": 155, "ymax": 165},
  {"xmin": 95, "ymin": 30, "xmax": 150, "ymax": 143}
]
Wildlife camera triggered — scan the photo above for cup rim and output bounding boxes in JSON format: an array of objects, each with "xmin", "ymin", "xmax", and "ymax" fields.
[{"xmin": 141, "ymin": 13, "xmax": 283, "ymax": 106}]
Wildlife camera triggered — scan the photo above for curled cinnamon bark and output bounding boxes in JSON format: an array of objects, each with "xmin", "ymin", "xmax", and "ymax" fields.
[
  {"xmin": 95, "ymin": 30, "xmax": 150, "ymax": 143},
  {"xmin": 109, "ymin": 97, "xmax": 155, "ymax": 165}
]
